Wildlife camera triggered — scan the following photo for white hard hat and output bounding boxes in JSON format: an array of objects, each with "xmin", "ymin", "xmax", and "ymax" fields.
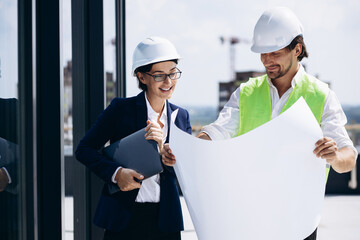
[
  {"xmin": 251, "ymin": 7, "xmax": 304, "ymax": 54},
  {"xmin": 132, "ymin": 36, "xmax": 181, "ymax": 76}
]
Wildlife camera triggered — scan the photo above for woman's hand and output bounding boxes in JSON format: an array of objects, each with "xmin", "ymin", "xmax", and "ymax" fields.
[
  {"xmin": 145, "ymin": 120, "xmax": 164, "ymax": 151},
  {"xmin": 0, "ymin": 168, "xmax": 10, "ymax": 192},
  {"xmin": 161, "ymin": 143, "xmax": 176, "ymax": 166},
  {"xmin": 115, "ymin": 168, "xmax": 144, "ymax": 191}
]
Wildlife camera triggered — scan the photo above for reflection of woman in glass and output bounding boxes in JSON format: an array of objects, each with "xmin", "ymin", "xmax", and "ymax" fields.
[
  {"xmin": 0, "ymin": 97, "xmax": 19, "ymax": 238},
  {"xmin": 76, "ymin": 37, "xmax": 191, "ymax": 240},
  {"xmin": 0, "ymin": 98, "xmax": 18, "ymax": 193}
]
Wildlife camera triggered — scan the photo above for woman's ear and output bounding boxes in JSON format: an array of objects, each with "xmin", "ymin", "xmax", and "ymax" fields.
[{"xmin": 137, "ymin": 72, "xmax": 147, "ymax": 84}]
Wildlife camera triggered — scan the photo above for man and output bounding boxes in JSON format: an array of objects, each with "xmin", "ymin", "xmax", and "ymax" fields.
[{"xmin": 162, "ymin": 7, "xmax": 357, "ymax": 240}]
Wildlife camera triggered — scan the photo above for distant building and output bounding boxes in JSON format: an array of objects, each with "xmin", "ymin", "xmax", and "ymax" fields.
[
  {"xmin": 64, "ymin": 60, "xmax": 72, "ymax": 119},
  {"xmin": 63, "ymin": 60, "xmax": 117, "ymax": 115},
  {"xmin": 63, "ymin": 61, "xmax": 116, "ymax": 146},
  {"xmin": 219, "ymin": 70, "xmax": 265, "ymax": 112},
  {"xmin": 64, "ymin": 61, "xmax": 73, "ymax": 146},
  {"xmin": 106, "ymin": 72, "xmax": 116, "ymax": 106}
]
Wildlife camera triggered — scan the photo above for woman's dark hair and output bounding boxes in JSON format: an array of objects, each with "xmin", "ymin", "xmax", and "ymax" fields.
[
  {"xmin": 134, "ymin": 59, "xmax": 178, "ymax": 91},
  {"xmin": 286, "ymin": 35, "xmax": 308, "ymax": 62}
]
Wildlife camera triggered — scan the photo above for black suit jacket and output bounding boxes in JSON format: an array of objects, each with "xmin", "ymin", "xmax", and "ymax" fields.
[{"xmin": 76, "ymin": 91, "xmax": 192, "ymax": 232}]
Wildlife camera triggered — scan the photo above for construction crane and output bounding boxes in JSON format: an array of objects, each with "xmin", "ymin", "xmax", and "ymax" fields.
[{"xmin": 220, "ymin": 36, "xmax": 251, "ymax": 81}]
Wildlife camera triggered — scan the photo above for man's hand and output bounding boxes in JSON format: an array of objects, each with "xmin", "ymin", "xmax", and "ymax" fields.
[
  {"xmin": 145, "ymin": 120, "xmax": 164, "ymax": 151},
  {"xmin": 314, "ymin": 137, "xmax": 356, "ymax": 173},
  {"xmin": 161, "ymin": 143, "xmax": 176, "ymax": 166},
  {"xmin": 196, "ymin": 132, "xmax": 211, "ymax": 140},
  {"xmin": 314, "ymin": 137, "xmax": 339, "ymax": 163},
  {"xmin": 115, "ymin": 168, "xmax": 144, "ymax": 191},
  {"xmin": 0, "ymin": 168, "xmax": 10, "ymax": 192}
]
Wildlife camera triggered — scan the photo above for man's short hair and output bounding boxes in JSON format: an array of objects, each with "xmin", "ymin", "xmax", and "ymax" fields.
[{"xmin": 286, "ymin": 35, "xmax": 308, "ymax": 62}]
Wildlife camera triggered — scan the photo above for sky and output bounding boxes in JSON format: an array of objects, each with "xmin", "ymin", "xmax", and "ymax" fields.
[
  {"xmin": 1, "ymin": 0, "xmax": 359, "ymax": 107},
  {"xmin": 124, "ymin": 0, "xmax": 360, "ymax": 107},
  {"xmin": 0, "ymin": 1, "xmax": 18, "ymax": 98}
]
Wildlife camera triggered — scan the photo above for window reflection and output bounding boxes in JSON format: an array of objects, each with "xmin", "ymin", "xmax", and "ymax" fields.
[
  {"xmin": 104, "ymin": 0, "xmax": 116, "ymax": 107},
  {"xmin": 63, "ymin": 0, "xmax": 73, "ymax": 154},
  {"xmin": 62, "ymin": 0, "xmax": 74, "ymax": 239},
  {"xmin": 0, "ymin": 98, "xmax": 19, "ymax": 239},
  {"xmin": 0, "ymin": 1, "xmax": 20, "ymax": 239}
]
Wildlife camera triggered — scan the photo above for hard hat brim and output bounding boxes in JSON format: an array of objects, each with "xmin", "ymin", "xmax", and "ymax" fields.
[
  {"xmin": 132, "ymin": 55, "xmax": 181, "ymax": 76},
  {"xmin": 251, "ymin": 33, "xmax": 303, "ymax": 54},
  {"xmin": 251, "ymin": 44, "xmax": 285, "ymax": 54}
]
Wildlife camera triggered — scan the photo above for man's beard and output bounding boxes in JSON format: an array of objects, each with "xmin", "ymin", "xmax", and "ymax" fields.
[{"xmin": 267, "ymin": 60, "xmax": 293, "ymax": 80}]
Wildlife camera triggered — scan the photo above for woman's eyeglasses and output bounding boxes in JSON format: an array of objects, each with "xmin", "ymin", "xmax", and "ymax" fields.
[{"xmin": 145, "ymin": 70, "xmax": 182, "ymax": 82}]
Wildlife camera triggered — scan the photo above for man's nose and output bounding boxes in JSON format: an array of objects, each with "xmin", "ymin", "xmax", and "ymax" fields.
[{"xmin": 261, "ymin": 53, "xmax": 271, "ymax": 65}]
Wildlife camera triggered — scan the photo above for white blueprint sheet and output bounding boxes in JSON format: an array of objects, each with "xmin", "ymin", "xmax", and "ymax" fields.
[{"xmin": 170, "ymin": 98, "xmax": 326, "ymax": 240}]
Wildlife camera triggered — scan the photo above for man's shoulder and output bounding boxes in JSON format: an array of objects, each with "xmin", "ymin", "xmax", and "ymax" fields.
[
  {"xmin": 302, "ymin": 71, "xmax": 329, "ymax": 93},
  {"xmin": 239, "ymin": 74, "xmax": 268, "ymax": 96}
]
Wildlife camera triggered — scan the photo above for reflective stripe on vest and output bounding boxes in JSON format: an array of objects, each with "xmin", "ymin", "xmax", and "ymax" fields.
[{"xmin": 237, "ymin": 74, "xmax": 330, "ymax": 179}]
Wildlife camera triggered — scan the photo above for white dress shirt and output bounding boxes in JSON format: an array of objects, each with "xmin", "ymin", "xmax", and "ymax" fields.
[
  {"xmin": 202, "ymin": 64, "xmax": 357, "ymax": 157},
  {"xmin": 112, "ymin": 93, "xmax": 167, "ymax": 203}
]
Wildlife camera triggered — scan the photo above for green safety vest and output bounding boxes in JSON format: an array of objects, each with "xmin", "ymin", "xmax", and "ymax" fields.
[{"xmin": 237, "ymin": 73, "xmax": 330, "ymax": 179}]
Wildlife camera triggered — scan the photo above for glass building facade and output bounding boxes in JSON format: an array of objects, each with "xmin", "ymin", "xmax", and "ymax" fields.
[{"xmin": 0, "ymin": 0, "xmax": 125, "ymax": 239}]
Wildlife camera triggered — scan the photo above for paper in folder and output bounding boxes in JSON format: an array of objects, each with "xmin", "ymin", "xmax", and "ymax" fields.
[{"xmin": 103, "ymin": 127, "xmax": 163, "ymax": 194}]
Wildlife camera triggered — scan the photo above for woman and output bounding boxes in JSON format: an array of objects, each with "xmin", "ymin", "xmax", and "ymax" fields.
[{"xmin": 75, "ymin": 36, "xmax": 192, "ymax": 240}]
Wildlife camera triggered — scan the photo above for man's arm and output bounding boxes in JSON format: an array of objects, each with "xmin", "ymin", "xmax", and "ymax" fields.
[
  {"xmin": 201, "ymin": 87, "xmax": 242, "ymax": 140},
  {"xmin": 314, "ymin": 137, "xmax": 356, "ymax": 173},
  {"xmin": 319, "ymin": 90, "xmax": 357, "ymax": 173},
  {"xmin": 196, "ymin": 132, "xmax": 211, "ymax": 140}
]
